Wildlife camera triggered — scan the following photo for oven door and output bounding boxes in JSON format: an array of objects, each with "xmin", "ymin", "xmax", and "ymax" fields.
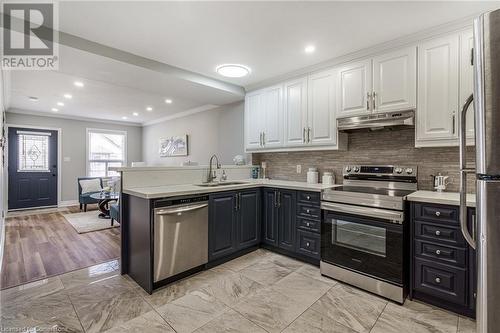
[{"xmin": 321, "ymin": 202, "xmax": 404, "ymax": 285}]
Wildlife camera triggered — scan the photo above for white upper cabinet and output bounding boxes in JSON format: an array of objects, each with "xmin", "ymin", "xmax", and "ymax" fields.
[
  {"xmin": 460, "ymin": 29, "xmax": 475, "ymax": 141},
  {"xmin": 372, "ymin": 47, "xmax": 417, "ymax": 112},
  {"xmin": 245, "ymin": 91, "xmax": 265, "ymax": 150},
  {"xmin": 284, "ymin": 77, "xmax": 308, "ymax": 147},
  {"xmin": 336, "ymin": 60, "xmax": 372, "ymax": 117},
  {"xmin": 308, "ymin": 69, "xmax": 338, "ymax": 146},
  {"xmin": 263, "ymin": 85, "xmax": 284, "ymax": 148},
  {"xmin": 416, "ymin": 34, "xmax": 459, "ymax": 146},
  {"xmin": 244, "ymin": 85, "xmax": 283, "ymax": 151}
]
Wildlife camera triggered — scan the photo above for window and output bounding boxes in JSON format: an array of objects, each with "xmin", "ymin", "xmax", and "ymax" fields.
[
  {"xmin": 87, "ymin": 129, "xmax": 126, "ymax": 177},
  {"xmin": 18, "ymin": 132, "xmax": 50, "ymax": 172}
]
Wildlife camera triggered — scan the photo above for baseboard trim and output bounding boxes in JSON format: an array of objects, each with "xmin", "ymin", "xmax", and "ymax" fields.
[{"xmin": 58, "ymin": 200, "xmax": 79, "ymax": 207}]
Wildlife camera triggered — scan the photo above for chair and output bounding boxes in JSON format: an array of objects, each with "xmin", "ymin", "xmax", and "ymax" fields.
[
  {"xmin": 78, "ymin": 177, "xmax": 103, "ymax": 212},
  {"xmin": 110, "ymin": 202, "xmax": 120, "ymax": 226}
]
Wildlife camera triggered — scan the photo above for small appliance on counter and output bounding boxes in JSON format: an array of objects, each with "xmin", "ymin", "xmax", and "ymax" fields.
[
  {"xmin": 307, "ymin": 167, "xmax": 319, "ymax": 184},
  {"xmin": 320, "ymin": 165, "xmax": 418, "ymax": 303},
  {"xmin": 322, "ymin": 171, "xmax": 335, "ymax": 185}
]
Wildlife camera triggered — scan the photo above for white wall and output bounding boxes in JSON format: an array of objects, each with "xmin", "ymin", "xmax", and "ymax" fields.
[
  {"xmin": 142, "ymin": 102, "xmax": 246, "ymax": 166},
  {"xmin": 0, "ymin": 69, "xmax": 5, "ymax": 272},
  {"xmin": 5, "ymin": 111, "xmax": 142, "ymax": 202}
]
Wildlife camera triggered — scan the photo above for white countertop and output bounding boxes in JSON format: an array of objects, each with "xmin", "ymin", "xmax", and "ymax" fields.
[
  {"xmin": 123, "ymin": 179, "xmax": 340, "ymax": 199},
  {"xmin": 405, "ymin": 190, "xmax": 476, "ymax": 207}
]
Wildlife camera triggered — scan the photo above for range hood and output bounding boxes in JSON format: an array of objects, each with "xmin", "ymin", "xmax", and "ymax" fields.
[{"xmin": 337, "ymin": 110, "xmax": 415, "ymax": 131}]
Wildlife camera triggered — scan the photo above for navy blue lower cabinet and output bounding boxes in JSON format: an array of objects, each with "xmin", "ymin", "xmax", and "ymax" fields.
[
  {"xmin": 237, "ymin": 189, "xmax": 261, "ymax": 249},
  {"xmin": 277, "ymin": 189, "xmax": 296, "ymax": 252},
  {"xmin": 262, "ymin": 188, "xmax": 279, "ymax": 247},
  {"xmin": 410, "ymin": 202, "xmax": 476, "ymax": 318},
  {"xmin": 209, "ymin": 191, "xmax": 238, "ymax": 261}
]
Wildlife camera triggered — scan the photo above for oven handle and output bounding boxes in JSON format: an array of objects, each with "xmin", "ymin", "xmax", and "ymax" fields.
[{"xmin": 321, "ymin": 202, "xmax": 404, "ymax": 224}]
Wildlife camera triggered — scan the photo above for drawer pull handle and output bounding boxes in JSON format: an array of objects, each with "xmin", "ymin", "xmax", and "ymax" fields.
[
  {"xmin": 435, "ymin": 211, "xmax": 441, "ymax": 217},
  {"xmin": 306, "ymin": 222, "xmax": 310, "ymax": 227},
  {"xmin": 306, "ymin": 242, "xmax": 310, "ymax": 247},
  {"xmin": 435, "ymin": 249, "xmax": 441, "ymax": 255},
  {"xmin": 435, "ymin": 230, "xmax": 441, "ymax": 236},
  {"xmin": 306, "ymin": 195, "xmax": 311, "ymax": 200},
  {"xmin": 306, "ymin": 209, "xmax": 310, "ymax": 213},
  {"xmin": 435, "ymin": 277, "xmax": 441, "ymax": 283}
]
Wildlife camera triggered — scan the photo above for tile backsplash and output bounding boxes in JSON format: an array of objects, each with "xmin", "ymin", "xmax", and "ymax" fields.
[{"xmin": 252, "ymin": 128, "xmax": 476, "ymax": 193}]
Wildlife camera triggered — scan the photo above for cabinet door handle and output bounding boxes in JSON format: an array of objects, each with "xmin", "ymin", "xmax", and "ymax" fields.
[
  {"xmin": 306, "ymin": 195, "xmax": 311, "ymax": 200},
  {"xmin": 235, "ymin": 194, "xmax": 239, "ymax": 211},
  {"xmin": 435, "ymin": 277, "xmax": 441, "ymax": 284},
  {"xmin": 366, "ymin": 92, "xmax": 372, "ymax": 110},
  {"xmin": 303, "ymin": 127, "xmax": 306, "ymax": 143},
  {"xmin": 435, "ymin": 249, "xmax": 441, "ymax": 255},
  {"xmin": 452, "ymin": 113, "xmax": 456, "ymax": 134},
  {"xmin": 259, "ymin": 132, "xmax": 263, "ymax": 146},
  {"xmin": 372, "ymin": 92, "xmax": 376, "ymax": 110},
  {"xmin": 306, "ymin": 222, "xmax": 310, "ymax": 227},
  {"xmin": 306, "ymin": 242, "xmax": 310, "ymax": 247},
  {"xmin": 278, "ymin": 192, "xmax": 282, "ymax": 208},
  {"xmin": 262, "ymin": 132, "xmax": 266, "ymax": 145},
  {"xmin": 306, "ymin": 209, "xmax": 311, "ymax": 214},
  {"xmin": 307, "ymin": 127, "xmax": 311, "ymax": 143},
  {"xmin": 435, "ymin": 211, "xmax": 441, "ymax": 217},
  {"xmin": 435, "ymin": 230, "xmax": 441, "ymax": 236}
]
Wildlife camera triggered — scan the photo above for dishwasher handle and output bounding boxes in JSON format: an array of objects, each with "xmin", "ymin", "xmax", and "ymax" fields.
[{"xmin": 156, "ymin": 203, "xmax": 208, "ymax": 215}]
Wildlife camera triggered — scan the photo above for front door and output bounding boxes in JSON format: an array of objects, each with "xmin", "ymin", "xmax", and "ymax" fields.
[{"xmin": 8, "ymin": 127, "xmax": 58, "ymax": 210}]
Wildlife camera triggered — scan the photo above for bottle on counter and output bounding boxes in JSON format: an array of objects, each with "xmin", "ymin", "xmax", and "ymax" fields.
[
  {"xmin": 307, "ymin": 167, "xmax": 319, "ymax": 184},
  {"xmin": 322, "ymin": 171, "xmax": 334, "ymax": 185}
]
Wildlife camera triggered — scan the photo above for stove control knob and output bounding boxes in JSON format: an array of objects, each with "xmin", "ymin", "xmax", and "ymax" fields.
[
  {"xmin": 395, "ymin": 167, "xmax": 403, "ymax": 174},
  {"xmin": 345, "ymin": 166, "xmax": 352, "ymax": 173},
  {"xmin": 405, "ymin": 168, "xmax": 414, "ymax": 174},
  {"xmin": 353, "ymin": 166, "xmax": 360, "ymax": 173}
]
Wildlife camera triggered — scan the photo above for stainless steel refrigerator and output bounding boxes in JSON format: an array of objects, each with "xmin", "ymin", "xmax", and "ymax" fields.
[{"xmin": 460, "ymin": 8, "xmax": 500, "ymax": 333}]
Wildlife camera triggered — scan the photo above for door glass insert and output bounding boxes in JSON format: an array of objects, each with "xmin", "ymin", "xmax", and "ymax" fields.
[
  {"xmin": 18, "ymin": 133, "xmax": 50, "ymax": 172},
  {"xmin": 333, "ymin": 219, "xmax": 387, "ymax": 257}
]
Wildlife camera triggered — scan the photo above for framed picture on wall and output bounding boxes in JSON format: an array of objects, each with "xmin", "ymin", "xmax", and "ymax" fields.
[{"xmin": 159, "ymin": 135, "xmax": 188, "ymax": 157}]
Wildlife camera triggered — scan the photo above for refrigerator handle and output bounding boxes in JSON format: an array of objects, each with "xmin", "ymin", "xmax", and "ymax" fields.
[{"xmin": 459, "ymin": 94, "xmax": 476, "ymax": 249}]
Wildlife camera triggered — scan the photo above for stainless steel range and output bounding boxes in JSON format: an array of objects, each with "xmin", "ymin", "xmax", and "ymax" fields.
[{"xmin": 320, "ymin": 165, "xmax": 417, "ymax": 303}]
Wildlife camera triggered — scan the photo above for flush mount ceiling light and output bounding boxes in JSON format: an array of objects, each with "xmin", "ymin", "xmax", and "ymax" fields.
[
  {"xmin": 28, "ymin": 96, "xmax": 38, "ymax": 102},
  {"xmin": 51, "ymin": 108, "xmax": 58, "ymax": 112},
  {"xmin": 57, "ymin": 102, "xmax": 64, "ymax": 106},
  {"xmin": 216, "ymin": 64, "xmax": 251, "ymax": 78},
  {"xmin": 74, "ymin": 81, "xmax": 84, "ymax": 87},
  {"xmin": 164, "ymin": 99, "xmax": 172, "ymax": 104},
  {"xmin": 63, "ymin": 94, "xmax": 72, "ymax": 99},
  {"xmin": 146, "ymin": 106, "xmax": 153, "ymax": 111},
  {"xmin": 304, "ymin": 45, "xmax": 316, "ymax": 54},
  {"xmin": 133, "ymin": 112, "xmax": 139, "ymax": 116}
]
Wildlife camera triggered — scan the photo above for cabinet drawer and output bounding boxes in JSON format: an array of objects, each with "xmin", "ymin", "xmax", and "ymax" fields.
[
  {"xmin": 415, "ymin": 240, "xmax": 466, "ymax": 267},
  {"xmin": 297, "ymin": 217, "xmax": 320, "ymax": 233},
  {"xmin": 414, "ymin": 221, "xmax": 465, "ymax": 246},
  {"xmin": 297, "ymin": 191, "xmax": 320, "ymax": 206},
  {"xmin": 297, "ymin": 203, "xmax": 321, "ymax": 220},
  {"xmin": 414, "ymin": 203, "xmax": 459, "ymax": 225},
  {"xmin": 414, "ymin": 258, "xmax": 466, "ymax": 305},
  {"xmin": 296, "ymin": 230, "xmax": 320, "ymax": 259}
]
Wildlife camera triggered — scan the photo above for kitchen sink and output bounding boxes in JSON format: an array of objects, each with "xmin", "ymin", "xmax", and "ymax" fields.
[{"xmin": 196, "ymin": 181, "xmax": 248, "ymax": 187}]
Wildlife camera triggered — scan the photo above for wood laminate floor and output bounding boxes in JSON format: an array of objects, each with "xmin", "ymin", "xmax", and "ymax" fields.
[{"xmin": 1, "ymin": 205, "xmax": 120, "ymax": 290}]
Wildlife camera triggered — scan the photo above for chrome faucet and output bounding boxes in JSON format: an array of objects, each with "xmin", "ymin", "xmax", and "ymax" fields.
[{"xmin": 207, "ymin": 154, "xmax": 221, "ymax": 183}]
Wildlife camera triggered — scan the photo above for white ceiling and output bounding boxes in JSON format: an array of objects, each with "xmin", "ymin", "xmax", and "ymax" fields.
[
  {"xmin": 8, "ymin": 1, "xmax": 500, "ymax": 125},
  {"xmin": 59, "ymin": 1, "xmax": 500, "ymax": 87}
]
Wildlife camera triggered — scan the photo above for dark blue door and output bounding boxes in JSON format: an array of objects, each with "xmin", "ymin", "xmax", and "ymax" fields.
[{"xmin": 8, "ymin": 127, "xmax": 58, "ymax": 210}]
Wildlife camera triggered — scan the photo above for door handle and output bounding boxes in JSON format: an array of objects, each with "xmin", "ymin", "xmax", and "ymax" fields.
[
  {"xmin": 459, "ymin": 94, "xmax": 476, "ymax": 249},
  {"xmin": 156, "ymin": 203, "xmax": 208, "ymax": 215}
]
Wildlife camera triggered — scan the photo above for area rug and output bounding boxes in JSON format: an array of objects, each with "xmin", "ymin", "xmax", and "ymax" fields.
[{"xmin": 63, "ymin": 211, "xmax": 120, "ymax": 233}]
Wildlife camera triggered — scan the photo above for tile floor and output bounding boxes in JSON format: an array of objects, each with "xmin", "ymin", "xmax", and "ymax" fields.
[{"xmin": 0, "ymin": 249, "xmax": 476, "ymax": 333}]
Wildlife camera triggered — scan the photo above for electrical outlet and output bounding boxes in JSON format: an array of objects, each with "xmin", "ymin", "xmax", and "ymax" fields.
[{"xmin": 296, "ymin": 165, "xmax": 302, "ymax": 173}]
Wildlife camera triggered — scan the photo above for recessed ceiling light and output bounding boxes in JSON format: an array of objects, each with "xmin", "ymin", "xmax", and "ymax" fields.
[
  {"xmin": 133, "ymin": 112, "xmax": 139, "ymax": 116},
  {"xmin": 304, "ymin": 45, "xmax": 316, "ymax": 54},
  {"xmin": 122, "ymin": 116, "xmax": 128, "ymax": 120},
  {"xmin": 63, "ymin": 94, "xmax": 72, "ymax": 99},
  {"xmin": 146, "ymin": 106, "xmax": 153, "ymax": 111},
  {"xmin": 28, "ymin": 96, "xmax": 38, "ymax": 102},
  {"xmin": 51, "ymin": 108, "xmax": 58, "ymax": 112},
  {"xmin": 165, "ymin": 99, "xmax": 173, "ymax": 104},
  {"xmin": 57, "ymin": 102, "xmax": 64, "ymax": 106},
  {"xmin": 216, "ymin": 64, "xmax": 251, "ymax": 78},
  {"xmin": 74, "ymin": 81, "xmax": 84, "ymax": 87}
]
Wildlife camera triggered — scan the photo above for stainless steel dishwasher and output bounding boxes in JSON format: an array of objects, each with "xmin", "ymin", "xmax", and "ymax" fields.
[{"xmin": 153, "ymin": 195, "xmax": 208, "ymax": 282}]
